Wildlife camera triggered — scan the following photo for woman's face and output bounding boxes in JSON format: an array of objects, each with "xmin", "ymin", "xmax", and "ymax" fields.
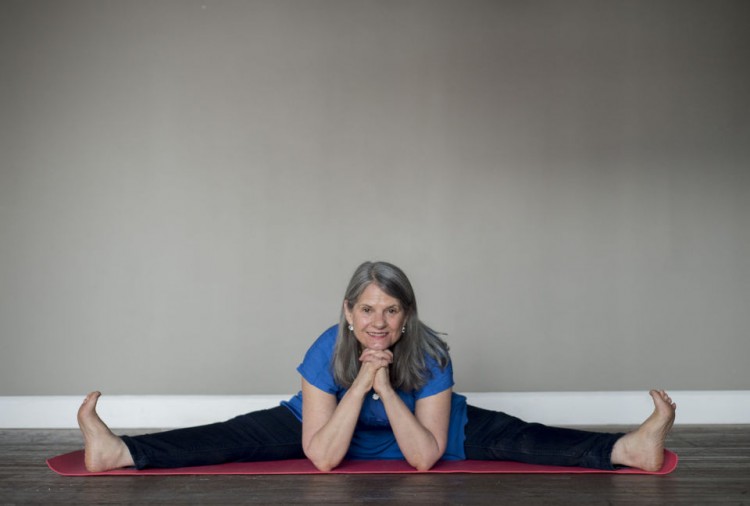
[{"xmin": 344, "ymin": 283, "xmax": 406, "ymax": 351}]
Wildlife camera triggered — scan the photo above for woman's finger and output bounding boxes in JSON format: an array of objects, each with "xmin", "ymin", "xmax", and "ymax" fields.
[{"xmin": 359, "ymin": 349, "xmax": 393, "ymax": 362}]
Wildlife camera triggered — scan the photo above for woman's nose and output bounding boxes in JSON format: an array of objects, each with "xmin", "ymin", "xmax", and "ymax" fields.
[{"xmin": 372, "ymin": 313, "xmax": 386, "ymax": 327}]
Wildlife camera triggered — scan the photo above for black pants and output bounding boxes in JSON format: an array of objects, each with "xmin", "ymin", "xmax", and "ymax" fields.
[
  {"xmin": 463, "ymin": 405, "xmax": 622, "ymax": 470},
  {"xmin": 122, "ymin": 407, "xmax": 304, "ymax": 469},
  {"xmin": 122, "ymin": 405, "xmax": 623, "ymax": 470}
]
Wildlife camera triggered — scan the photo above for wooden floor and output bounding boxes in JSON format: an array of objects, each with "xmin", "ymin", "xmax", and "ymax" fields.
[{"xmin": 1, "ymin": 425, "xmax": 748, "ymax": 505}]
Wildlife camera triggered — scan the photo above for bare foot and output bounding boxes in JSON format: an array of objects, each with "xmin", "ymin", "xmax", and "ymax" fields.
[
  {"xmin": 77, "ymin": 391, "xmax": 134, "ymax": 472},
  {"xmin": 611, "ymin": 390, "xmax": 677, "ymax": 471}
]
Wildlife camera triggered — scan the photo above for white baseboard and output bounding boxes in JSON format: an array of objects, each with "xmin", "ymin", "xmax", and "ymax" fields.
[{"xmin": 1, "ymin": 391, "xmax": 748, "ymax": 429}]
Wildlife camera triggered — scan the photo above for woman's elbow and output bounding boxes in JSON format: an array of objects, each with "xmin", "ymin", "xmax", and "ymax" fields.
[
  {"xmin": 311, "ymin": 459, "xmax": 338, "ymax": 472},
  {"xmin": 413, "ymin": 461, "xmax": 436, "ymax": 472},
  {"xmin": 304, "ymin": 449, "xmax": 342, "ymax": 473},
  {"xmin": 409, "ymin": 453, "xmax": 441, "ymax": 472},
  {"xmin": 412, "ymin": 443, "xmax": 447, "ymax": 471}
]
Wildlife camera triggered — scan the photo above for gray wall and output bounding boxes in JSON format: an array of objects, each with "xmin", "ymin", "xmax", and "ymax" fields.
[{"xmin": 1, "ymin": 0, "xmax": 748, "ymax": 395}]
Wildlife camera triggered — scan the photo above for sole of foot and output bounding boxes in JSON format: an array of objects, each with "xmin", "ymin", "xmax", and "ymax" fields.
[
  {"xmin": 77, "ymin": 391, "xmax": 132, "ymax": 472},
  {"xmin": 612, "ymin": 389, "xmax": 677, "ymax": 471}
]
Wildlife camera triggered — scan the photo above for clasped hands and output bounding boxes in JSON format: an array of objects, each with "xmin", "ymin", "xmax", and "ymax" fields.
[{"xmin": 354, "ymin": 348, "xmax": 394, "ymax": 398}]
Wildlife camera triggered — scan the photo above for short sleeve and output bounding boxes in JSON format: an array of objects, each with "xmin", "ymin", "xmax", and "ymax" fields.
[
  {"xmin": 296, "ymin": 325, "xmax": 340, "ymax": 395},
  {"xmin": 414, "ymin": 357, "xmax": 454, "ymax": 399}
]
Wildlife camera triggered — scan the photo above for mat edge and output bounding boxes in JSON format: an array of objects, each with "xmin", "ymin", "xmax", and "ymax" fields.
[{"xmin": 47, "ymin": 450, "xmax": 678, "ymax": 477}]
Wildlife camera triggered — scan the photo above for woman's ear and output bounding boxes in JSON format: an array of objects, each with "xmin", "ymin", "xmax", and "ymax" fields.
[{"xmin": 343, "ymin": 299, "xmax": 352, "ymax": 325}]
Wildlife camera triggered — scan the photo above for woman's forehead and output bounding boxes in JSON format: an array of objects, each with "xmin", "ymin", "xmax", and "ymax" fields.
[{"xmin": 356, "ymin": 283, "xmax": 402, "ymax": 306}]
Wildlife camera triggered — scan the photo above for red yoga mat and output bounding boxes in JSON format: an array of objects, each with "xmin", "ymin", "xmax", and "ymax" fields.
[{"xmin": 47, "ymin": 449, "xmax": 677, "ymax": 476}]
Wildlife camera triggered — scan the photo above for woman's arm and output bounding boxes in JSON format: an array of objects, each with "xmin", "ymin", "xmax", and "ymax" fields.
[
  {"xmin": 300, "ymin": 378, "xmax": 363, "ymax": 472},
  {"xmin": 301, "ymin": 349, "xmax": 392, "ymax": 471},
  {"xmin": 374, "ymin": 367, "xmax": 452, "ymax": 471}
]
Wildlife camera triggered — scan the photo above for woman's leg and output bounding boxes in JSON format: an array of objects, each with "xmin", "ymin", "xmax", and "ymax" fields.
[
  {"xmin": 78, "ymin": 391, "xmax": 303, "ymax": 471},
  {"xmin": 464, "ymin": 405, "xmax": 623, "ymax": 470},
  {"xmin": 463, "ymin": 390, "xmax": 676, "ymax": 471},
  {"xmin": 122, "ymin": 406, "xmax": 303, "ymax": 469}
]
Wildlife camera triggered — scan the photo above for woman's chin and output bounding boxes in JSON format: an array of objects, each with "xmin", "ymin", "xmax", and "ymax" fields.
[{"xmin": 364, "ymin": 336, "xmax": 392, "ymax": 350}]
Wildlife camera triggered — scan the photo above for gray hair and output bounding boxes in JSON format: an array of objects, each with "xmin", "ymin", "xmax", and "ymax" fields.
[{"xmin": 332, "ymin": 261, "xmax": 450, "ymax": 392}]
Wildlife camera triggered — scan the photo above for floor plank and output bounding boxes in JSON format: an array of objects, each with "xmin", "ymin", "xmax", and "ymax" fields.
[{"xmin": 1, "ymin": 425, "xmax": 748, "ymax": 504}]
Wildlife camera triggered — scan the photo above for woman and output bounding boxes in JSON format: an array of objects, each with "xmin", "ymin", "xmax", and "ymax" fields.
[{"xmin": 78, "ymin": 261, "xmax": 676, "ymax": 473}]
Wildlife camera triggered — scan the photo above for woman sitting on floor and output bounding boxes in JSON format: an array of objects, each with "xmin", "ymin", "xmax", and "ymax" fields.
[{"xmin": 78, "ymin": 261, "xmax": 676, "ymax": 472}]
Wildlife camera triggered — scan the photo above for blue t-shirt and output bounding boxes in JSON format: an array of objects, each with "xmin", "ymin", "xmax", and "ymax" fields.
[{"xmin": 282, "ymin": 325, "xmax": 468, "ymax": 460}]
